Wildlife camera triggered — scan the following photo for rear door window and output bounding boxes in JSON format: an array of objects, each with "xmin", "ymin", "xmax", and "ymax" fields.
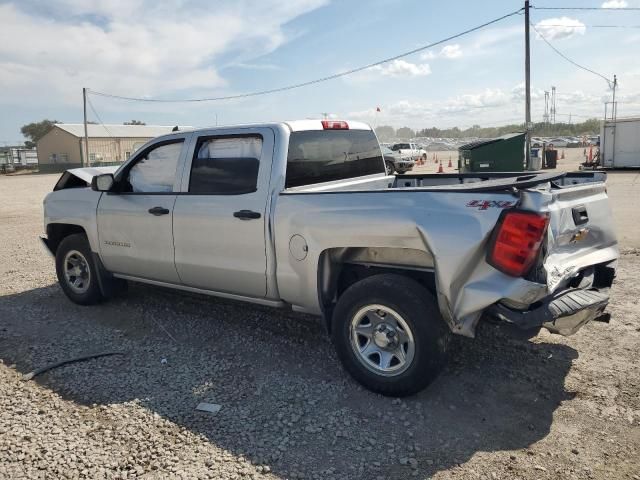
[
  {"xmin": 286, "ymin": 130, "xmax": 384, "ymax": 188},
  {"xmin": 189, "ymin": 135, "xmax": 262, "ymax": 195}
]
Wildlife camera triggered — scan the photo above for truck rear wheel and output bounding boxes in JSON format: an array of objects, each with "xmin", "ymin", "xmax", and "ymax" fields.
[
  {"xmin": 331, "ymin": 274, "xmax": 450, "ymax": 397},
  {"xmin": 55, "ymin": 234, "xmax": 104, "ymax": 305}
]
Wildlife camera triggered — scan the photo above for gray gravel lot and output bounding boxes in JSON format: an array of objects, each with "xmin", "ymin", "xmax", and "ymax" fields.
[{"xmin": 0, "ymin": 172, "xmax": 639, "ymax": 480}]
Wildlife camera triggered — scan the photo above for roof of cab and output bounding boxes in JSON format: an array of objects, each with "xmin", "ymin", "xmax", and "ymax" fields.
[
  {"xmin": 149, "ymin": 120, "xmax": 373, "ymax": 142},
  {"xmin": 285, "ymin": 120, "xmax": 372, "ymax": 132}
]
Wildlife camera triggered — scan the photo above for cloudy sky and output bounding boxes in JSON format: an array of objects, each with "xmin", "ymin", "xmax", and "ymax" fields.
[{"xmin": 1, "ymin": 0, "xmax": 639, "ymax": 143}]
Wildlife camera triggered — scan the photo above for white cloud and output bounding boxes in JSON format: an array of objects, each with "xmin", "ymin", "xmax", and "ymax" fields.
[
  {"xmin": 347, "ymin": 79, "xmax": 622, "ymax": 129},
  {"xmin": 470, "ymin": 25, "xmax": 522, "ymax": 54},
  {"xmin": 440, "ymin": 88, "xmax": 511, "ymax": 113},
  {"xmin": 602, "ymin": 0, "xmax": 628, "ymax": 7},
  {"xmin": 511, "ymin": 83, "xmax": 545, "ymax": 102},
  {"xmin": 535, "ymin": 17, "xmax": 586, "ymax": 40},
  {"xmin": 348, "ymin": 87, "xmax": 513, "ymax": 124},
  {"xmin": 420, "ymin": 44, "xmax": 462, "ymax": 60},
  {"xmin": 0, "ymin": 1, "xmax": 328, "ymax": 105},
  {"xmin": 370, "ymin": 59, "xmax": 431, "ymax": 78},
  {"xmin": 441, "ymin": 44, "xmax": 463, "ymax": 59}
]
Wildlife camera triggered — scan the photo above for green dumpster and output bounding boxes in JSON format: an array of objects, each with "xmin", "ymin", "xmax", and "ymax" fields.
[{"xmin": 458, "ymin": 132, "xmax": 526, "ymax": 172}]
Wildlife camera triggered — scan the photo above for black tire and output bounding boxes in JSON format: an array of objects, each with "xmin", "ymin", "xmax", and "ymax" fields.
[
  {"xmin": 55, "ymin": 234, "xmax": 104, "ymax": 305},
  {"xmin": 331, "ymin": 274, "xmax": 450, "ymax": 397},
  {"xmin": 385, "ymin": 161, "xmax": 394, "ymax": 174}
]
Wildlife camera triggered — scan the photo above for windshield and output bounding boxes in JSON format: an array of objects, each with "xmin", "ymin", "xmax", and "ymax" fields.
[
  {"xmin": 286, "ymin": 130, "xmax": 384, "ymax": 188},
  {"xmin": 391, "ymin": 143, "xmax": 410, "ymax": 151}
]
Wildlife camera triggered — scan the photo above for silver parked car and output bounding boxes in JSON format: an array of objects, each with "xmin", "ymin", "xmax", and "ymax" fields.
[
  {"xmin": 42, "ymin": 120, "xmax": 618, "ymax": 396},
  {"xmin": 382, "ymin": 146, "xmax": 414, "ymax": 174}
]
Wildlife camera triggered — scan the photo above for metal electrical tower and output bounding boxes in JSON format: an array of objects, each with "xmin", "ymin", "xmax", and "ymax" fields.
[
  {"xmin": 550, "ymin": 86, "xmax": 557, "ymax": 124},
  {"xmin": 544, "ymin": 91, "xmax": 550, "ymax": 125}
]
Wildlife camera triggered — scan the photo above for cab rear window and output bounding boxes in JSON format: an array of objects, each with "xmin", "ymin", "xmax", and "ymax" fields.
[{"xmin": 285, "ymin": 130, "xmax": 384, "ymax": 188}]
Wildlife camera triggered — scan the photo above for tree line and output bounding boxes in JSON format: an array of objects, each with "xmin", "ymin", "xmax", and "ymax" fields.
[{"xmin": 375, "ymin": 118, "xmax": 602, "ymax": 141}]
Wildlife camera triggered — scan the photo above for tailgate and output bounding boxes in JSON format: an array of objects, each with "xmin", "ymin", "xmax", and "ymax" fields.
[{"xmin": 540, "ymin": 181, "xmax": 618, "ymax": 291}]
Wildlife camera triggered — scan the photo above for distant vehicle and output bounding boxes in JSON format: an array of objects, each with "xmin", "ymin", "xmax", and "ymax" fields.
[
  {"xmin": 381, "ymin": 146, "xmax": 414, "ymax": 174},
  {"xmin": 424, "ymin": 142, "xmax": 455, "ymax": 152},
  {"xmin": 548, "ymin": 138, "xmax": 569, "ymax": 148},
  {"xmin": 390, "ymin": 142, "xmax": 427, "ymax": 161},
  {"xmin": 0, "ymin": 163, "xmax": 15, "ymax": 174}
]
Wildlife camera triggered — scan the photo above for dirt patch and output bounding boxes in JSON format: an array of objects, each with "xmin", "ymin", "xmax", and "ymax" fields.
[{"xmin": 0, "ymin": 173, "xmax": 638, "ymax": 479}]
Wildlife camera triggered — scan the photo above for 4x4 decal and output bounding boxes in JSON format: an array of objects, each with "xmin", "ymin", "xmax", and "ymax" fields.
[{"xmin": 466, "ymin": 200, "xmax": 515, "ymax": 211}]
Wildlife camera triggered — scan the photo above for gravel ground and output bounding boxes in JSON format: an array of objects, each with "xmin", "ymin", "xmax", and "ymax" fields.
[{"xmin": 0, "ymin": 172, "xmax": 639, "ymax": 480}]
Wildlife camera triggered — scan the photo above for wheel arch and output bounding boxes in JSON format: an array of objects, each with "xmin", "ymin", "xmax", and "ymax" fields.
[
  {"xmin": 317, "ymin": 246, "xmax": 437, "ymax": 333},
  {"xmin": 46, "ymin": 223, "xmax": 88, "ymax": 255}
]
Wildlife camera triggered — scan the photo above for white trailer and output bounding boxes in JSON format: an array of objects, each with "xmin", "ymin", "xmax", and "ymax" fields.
[{"xmin": 600, "ymin": 117, "xmax": 640, "ymax": 168}]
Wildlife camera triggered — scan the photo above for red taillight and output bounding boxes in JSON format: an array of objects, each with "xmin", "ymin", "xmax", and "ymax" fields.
[
  {"xmin": 488, "ymin": 210, "xmax": 549, "ymax": 277},
  {"xmin": 321, "ymin": 120, "xmax": 349, "ymax": 130}
]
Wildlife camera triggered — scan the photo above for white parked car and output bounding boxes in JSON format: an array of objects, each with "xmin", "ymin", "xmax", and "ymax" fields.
[{"xmin": 390, "ymin": 142, "xmax": 427, "ymax": 161}]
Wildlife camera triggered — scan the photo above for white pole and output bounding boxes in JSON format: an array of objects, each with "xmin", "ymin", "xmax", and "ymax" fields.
[{"xmin": 83, "ymin": 88, "xmax": 90, "ymax": 166}]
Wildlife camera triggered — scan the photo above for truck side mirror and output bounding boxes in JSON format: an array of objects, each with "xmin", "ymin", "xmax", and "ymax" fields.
[{"xmin": 91, "ymin": 173, "xmax": 115, "ymax": 192}]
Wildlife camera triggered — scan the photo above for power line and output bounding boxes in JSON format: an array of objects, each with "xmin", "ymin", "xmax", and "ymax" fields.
[
  {"xmin": 533, "ymin": 6, "xmax": 640, "ymax": 11},
  {"xmin": 531, "ymin": 23, "xmax": 613, "ymax": 87},
  {"xmin": 88, "ymin": 8, "xmax": 523, "ymax": 103},
  {"xmin": 535, "ymin": 23, "xmax": 640, "ymax": 28},
  {"xmin": 86, "ymin": 96, "xmax": 117, "ymax": 140}
]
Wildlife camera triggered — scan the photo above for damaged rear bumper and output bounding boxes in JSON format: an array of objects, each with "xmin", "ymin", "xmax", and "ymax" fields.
[{"xmin": 488, "ymin": 288, "xmax": 610, "ymax": 336}]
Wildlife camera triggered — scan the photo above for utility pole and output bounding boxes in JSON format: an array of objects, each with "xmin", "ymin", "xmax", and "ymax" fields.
[
  {"xmin": 611, "ymin": 74, "xmax": 618, "ymax": 121},
  {"xmin": 551, "ymin": 86, "xmax": 556, "ymax": 124},
  {"xmin": 82, "ymin": 87, "xmax": 89, "ymax": 167},
  {"xmin": 524, "ymin": 0, "xmax": 531, "ymax": 169}
]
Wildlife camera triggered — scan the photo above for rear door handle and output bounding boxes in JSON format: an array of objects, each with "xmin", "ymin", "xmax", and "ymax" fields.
[
  {"xmin": 148, "ymin": 206, "xmax": 170, "ymax": 216},
  {"xmin": 233, "ymin": 210, "xmax": 261, "ymax": 220},
  {"xmin": 572, "ymin": 205, "xmax": 589, "ymax": 226}
]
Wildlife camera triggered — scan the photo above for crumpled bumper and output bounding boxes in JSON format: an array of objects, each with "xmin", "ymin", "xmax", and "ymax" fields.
[{"xmin": 488, "ymin": 288, "xmax": 610, "ymax": 336}]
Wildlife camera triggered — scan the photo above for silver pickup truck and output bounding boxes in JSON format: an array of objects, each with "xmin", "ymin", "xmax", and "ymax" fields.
[{"xmin": 42, "ymin": 119, "xmax": 618, "ymax": 396}]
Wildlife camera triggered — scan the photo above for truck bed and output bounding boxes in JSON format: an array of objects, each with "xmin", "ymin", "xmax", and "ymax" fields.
[{"xmin": 284, "ymin": 171, "xmax": 607, "ymax": 193}]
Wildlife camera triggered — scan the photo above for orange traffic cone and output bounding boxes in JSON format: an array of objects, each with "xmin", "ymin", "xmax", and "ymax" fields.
[
  {"xmin": 561, "ymin": 150, "xmax": 565, "ymax": 160},
  {"xmin": 588, "ymin": 145, "xmax": 593, "ymax": 163},
  {"xmin": 448, "ymin": 156, "xmax": 452, "ymax": 168},
  {"xmin": 437, "ymin": 162, "xmax": 444, "ymax": 173}
]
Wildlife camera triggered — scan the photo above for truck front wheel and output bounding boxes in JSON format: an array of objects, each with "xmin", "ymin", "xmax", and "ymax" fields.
[
  {"xmin": 331, "ymin": 274, "xmax": 450, "ymax": 397},
  {"xmin": 55, "ymin": 234, "xmax": 105, "ymax": 305}
]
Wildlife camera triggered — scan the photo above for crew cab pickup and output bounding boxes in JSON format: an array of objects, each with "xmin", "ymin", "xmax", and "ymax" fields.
[
  {"xmin": 42, "ymin": 120, "xmax": 618, "ymax": 396},
  {"xmin": 390, "ymin": 142, "xmax": 427, "ymax": 162}
]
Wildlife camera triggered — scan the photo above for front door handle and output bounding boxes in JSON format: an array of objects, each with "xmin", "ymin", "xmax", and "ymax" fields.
[
  {"xmin": 233, "ymin": 210, "xmax": 261, "ymax": 220},
  {"xmin": 148, "ymin": 206, "xmax": 170, "ymax": 216}
]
